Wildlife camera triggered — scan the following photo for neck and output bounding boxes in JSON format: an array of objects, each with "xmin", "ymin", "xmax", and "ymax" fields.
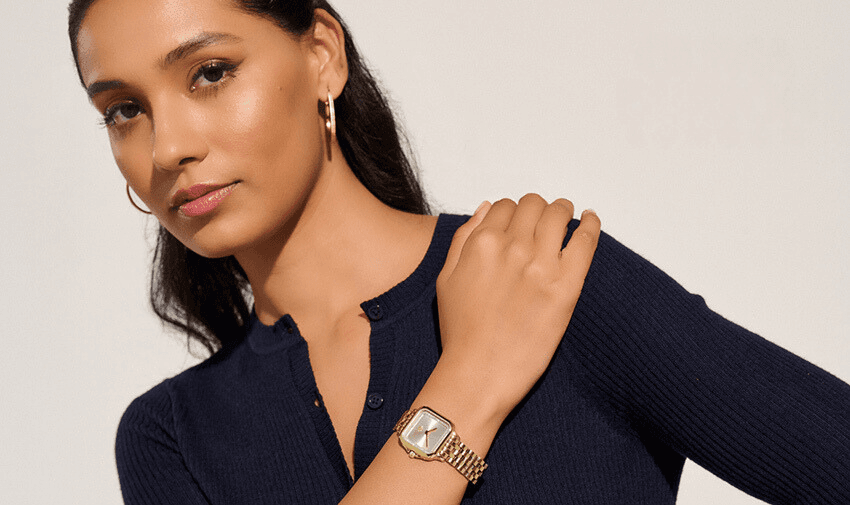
[{"xmin": 235, "ymin": 161, "xmax": 436, "ymax": 335}]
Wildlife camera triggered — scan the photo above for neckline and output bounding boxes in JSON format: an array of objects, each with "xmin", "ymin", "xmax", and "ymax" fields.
[{"xmin": 247, "ymin": 213, "xmax": 468, "ymax": 354}]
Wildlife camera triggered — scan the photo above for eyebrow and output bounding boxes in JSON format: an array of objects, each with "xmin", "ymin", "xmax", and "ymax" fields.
[
  {"xmin": 86, "ymin": 32, "xmax": 242, "ymax": 99},
  {"xmin": 158, "ymin": 32, "xmax": 242, "ymax": 69},
  {"xmin": 87, "ymin": 79, "xmax": 124, "ymax": 99}
]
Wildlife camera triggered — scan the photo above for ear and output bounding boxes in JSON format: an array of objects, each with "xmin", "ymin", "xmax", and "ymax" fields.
[{"xmin": 308, "ymin": 9, "xmax": 349, "ymax": 100}]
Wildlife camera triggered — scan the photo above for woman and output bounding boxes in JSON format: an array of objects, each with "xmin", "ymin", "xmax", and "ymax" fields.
[{"xmin": 68, "ymin": 0, "xmax": 850, "ymax": 504}]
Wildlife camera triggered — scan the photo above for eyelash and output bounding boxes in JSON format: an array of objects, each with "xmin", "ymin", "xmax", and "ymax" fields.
[
  {"xmin": 99, "ymin": 60, "xmax": 239, "ymax": 128},
  {"xmin": 99, "ymin": 102, "xmax": 142, "ymax": 128},
  {"xmin": 189, "ymin": 60, "xmax": 238, "ymax": 95}
]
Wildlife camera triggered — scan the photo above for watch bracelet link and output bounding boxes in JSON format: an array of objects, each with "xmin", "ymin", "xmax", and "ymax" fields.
[
  {"xmin": 394, "ymin": 408, "xmax": 417, "ymax": 433},
  {"xmin": 436, "ymin": 432, "xmax": 488, "ymax": 485}
]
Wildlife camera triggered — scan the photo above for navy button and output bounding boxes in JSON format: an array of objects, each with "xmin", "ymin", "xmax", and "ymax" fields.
[
  {"xmin": 366, "ymin": 304, "xmax": 383, "ymax": 321},
  {"xmin": 366, "ymin": 393, "xmax": 384, "ymax": 410}
]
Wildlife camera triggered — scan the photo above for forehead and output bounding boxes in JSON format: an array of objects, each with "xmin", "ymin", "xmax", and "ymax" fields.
[{"xmin": 76, "ymin": 0, "xmax": 257, "ymax": 85}]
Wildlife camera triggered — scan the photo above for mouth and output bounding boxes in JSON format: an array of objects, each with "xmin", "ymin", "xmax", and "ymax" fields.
[{"xmin": 171, "ymin": 182, "xmax": 239, "ymax": 217}]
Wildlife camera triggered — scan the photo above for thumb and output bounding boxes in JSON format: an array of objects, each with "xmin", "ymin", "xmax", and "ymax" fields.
[{"xmin": 441, "ymin": 201, "xmax": 491, "ymax": 280}]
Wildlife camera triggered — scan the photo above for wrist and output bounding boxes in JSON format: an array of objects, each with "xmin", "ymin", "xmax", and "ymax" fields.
[{"xmin": 410, "ymin": 356, "xmax": 509, "ymax": 458}]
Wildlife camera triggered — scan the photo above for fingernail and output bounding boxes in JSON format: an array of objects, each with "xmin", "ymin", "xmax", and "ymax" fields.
[
  {"xmin": 474, "ymin": 201, "xmax": 490, "ymax": 214},
  {"xmin": 582, "ymin": 208, "xmax": 597, "ymax": 216}
]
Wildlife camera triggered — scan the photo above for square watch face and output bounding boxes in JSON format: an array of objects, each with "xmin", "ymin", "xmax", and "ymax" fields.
[{"xmin": 400, "ymin": 408, "xmax": 452, "ymax": 457}]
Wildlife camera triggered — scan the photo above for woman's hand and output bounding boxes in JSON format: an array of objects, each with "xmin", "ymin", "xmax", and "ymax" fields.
[
  {"xmin": 435, "ymin": 194, "xmax": 600, "ymax": 424},
  {"xmin": 342, "ymin": 195, "xmax": 599, "ymax": 504}
]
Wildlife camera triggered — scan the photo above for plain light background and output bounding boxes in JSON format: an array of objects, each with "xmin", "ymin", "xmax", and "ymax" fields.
[{"xmin": 1, "ymin": 1, "xmax": 847, "ymax": 503}]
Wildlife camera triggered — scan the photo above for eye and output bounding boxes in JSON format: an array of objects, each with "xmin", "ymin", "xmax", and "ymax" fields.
[
  {"xmin": 190, "ymin": 61, "xmax": 237, "ymax": 92},
  {"xmin": 102, "ymin": 101, "xmax": 144, "ymax": 127}
]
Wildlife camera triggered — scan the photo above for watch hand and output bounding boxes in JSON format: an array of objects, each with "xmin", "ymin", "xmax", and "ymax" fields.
[{"xmin": 425, "ymin": 428, "xmax": 437, "ymax": 448}]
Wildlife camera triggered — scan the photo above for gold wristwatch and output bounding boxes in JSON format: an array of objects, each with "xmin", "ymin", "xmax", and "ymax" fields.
[{"xmin": 394, "ymin": 406, "xmax": 488, "ymax": 484}]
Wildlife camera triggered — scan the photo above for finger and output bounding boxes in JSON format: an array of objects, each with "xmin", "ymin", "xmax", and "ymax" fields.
[
  {"xmin": 557, "ymin": 210, "xmax": 601, "ymax": 300},
  {"xmin": 506, "ymin": 193, "xmax": 548, "ymax": 241},
  {"xmin": 478, "ymin": 198, "xmax": 517, "ymax": 231},
  {"xmin": 442, "ymin": 201, "xmax": 492, "ymax": 279},
  {"xmin": 534, "ymin": 198, "xmax": 575, "ymax": 254}
]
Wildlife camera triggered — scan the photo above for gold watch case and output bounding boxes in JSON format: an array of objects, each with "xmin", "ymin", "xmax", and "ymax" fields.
[{"xmin": 398, "ymin": 407, "xmax": 453, "ymax": 459}]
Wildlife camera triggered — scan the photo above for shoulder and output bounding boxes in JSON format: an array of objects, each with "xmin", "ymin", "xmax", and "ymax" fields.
[
  {"xmin": 115, "ymin": 355, "xmax": 242, "ymax": 502},
  {"xmin": 117, "ymin": 341, "xmax": 244, "ymax": 443},
  {"xmin": 115, "ymin": 348, "xmax": 237, "ymax": 482},
  {"xmin": 572, "ymin": 221, "xmax": 675, "ymax": 283},
  {"xmin": 566, "ymin": 221, "xmax": 708, "ymax": 315},
  {"xmin": 115, "ymin": 378, "xmax": 179, "ymax": 478}
]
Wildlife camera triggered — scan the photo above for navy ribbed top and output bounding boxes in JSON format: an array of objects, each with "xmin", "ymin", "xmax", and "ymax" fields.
[{"xmin": 116, "ymin": 214, "xmax": 850, "ymax": 504}]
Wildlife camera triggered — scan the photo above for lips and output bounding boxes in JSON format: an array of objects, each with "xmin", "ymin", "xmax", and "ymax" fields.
[{"xmin": 171, "ymin": 182, "xmax": 238, "ymax": 217}]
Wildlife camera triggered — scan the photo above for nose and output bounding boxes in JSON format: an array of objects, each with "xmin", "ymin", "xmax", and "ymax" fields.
[{"xmin": 151, "ymin": 101, "xmax": 208, "ymax": 171}]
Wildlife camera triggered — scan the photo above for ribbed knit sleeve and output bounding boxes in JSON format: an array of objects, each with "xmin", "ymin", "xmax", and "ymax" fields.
[
  {"xmin": 116, "ymin": 382, "xmax": 211, "ymax": 505},
  {"xmin": 565, "ymin": 229, "xmax": 850, "ymax": 504}
]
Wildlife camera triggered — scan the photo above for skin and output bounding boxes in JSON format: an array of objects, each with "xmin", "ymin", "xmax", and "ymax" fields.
[{"xmin": 77, "ymin": 0, "xmax": 601, "ymax": 502}]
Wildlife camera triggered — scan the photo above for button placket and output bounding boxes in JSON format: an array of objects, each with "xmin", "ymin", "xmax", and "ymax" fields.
[{"xmin": 352, "ymin": 300, "xmax": 396, "ymax": 479}]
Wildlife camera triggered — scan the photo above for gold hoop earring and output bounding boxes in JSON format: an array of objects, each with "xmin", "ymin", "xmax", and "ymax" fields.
[
  {"xmin": 324, "ymin": 89, "xmax": 336, "ymax": 162},
  {"xmin": 126, "ymin": 183, "xmax": 152, "ymax": 215}
]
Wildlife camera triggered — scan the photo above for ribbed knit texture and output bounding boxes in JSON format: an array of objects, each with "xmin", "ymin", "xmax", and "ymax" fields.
[{"xmin": 116, "ymin": 214, "xmax": 850, "ymax": 504}]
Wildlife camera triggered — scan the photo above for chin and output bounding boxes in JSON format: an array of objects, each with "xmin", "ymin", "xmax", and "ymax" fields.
[
  {"xmin": 166, "ymin": 221, "xmax": 252, "ymax": 260},
  {"xmin": 186, "ymin": 232, "xmax": 254, "ymax": 259},
  {"xmin": 188, "ymin": 245, "xmax": 238, "ymax": 260},
  {"xmin": 178, "ymin": 238, "xmax": 239, "ymax": 259}
]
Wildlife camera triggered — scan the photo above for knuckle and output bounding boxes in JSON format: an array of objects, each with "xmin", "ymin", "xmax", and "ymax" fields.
[
  {"xmin": 552, "ymin": 198, "xmax": 575, "ymax": 215},
  {"xmin": 493, "ymin": 197, "xmax": 517, "ymax": 208},
  {"xmin": 572, "ymin": 228, "xmax": 599, "ymax": 246},
  {"xmin": 549, "ymin": 202, "xmax": 572, "ymax": 220},
  {"xmin": 523, "ymin": 260, "xmax": 551, "ymax": 281},
  {"xmin": 519, "ymin": 193, "xmax": 546, "ymax": 206},
  {"xmin": 469, "ymin": 227, "xmax": 503, "ymax": 251}
]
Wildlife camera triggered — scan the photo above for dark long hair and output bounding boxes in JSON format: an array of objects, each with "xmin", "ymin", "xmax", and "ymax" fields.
[{"xmin": 69, "ymin": 0, "xmax": 430, "ymax": 354}]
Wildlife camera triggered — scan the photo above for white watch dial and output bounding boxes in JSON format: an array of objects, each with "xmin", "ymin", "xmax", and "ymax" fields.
[{"xmin": 401, "ymin": 409, "xmax": 452, "ymax": 457}]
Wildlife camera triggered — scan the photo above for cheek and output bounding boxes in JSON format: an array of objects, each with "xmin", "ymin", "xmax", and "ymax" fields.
[
  {"xmin": 109, "ymin": 127, "xmax": 172, "ymax": 213},
  {"xmin": 110, "ymin": 132, "xmax": 151, "ymax": 192},
  {"xmin": 218, "ymin": 87, "xmax": 268, "ymax": 145},
  {"xmin": 211, "ymin": 76, "xmax": 322, "ymax": 171}
]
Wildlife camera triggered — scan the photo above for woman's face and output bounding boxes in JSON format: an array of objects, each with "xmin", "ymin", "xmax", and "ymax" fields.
[{"xmin": 77, "ymin": 0, "xmax": 330, "ymax": 258}]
